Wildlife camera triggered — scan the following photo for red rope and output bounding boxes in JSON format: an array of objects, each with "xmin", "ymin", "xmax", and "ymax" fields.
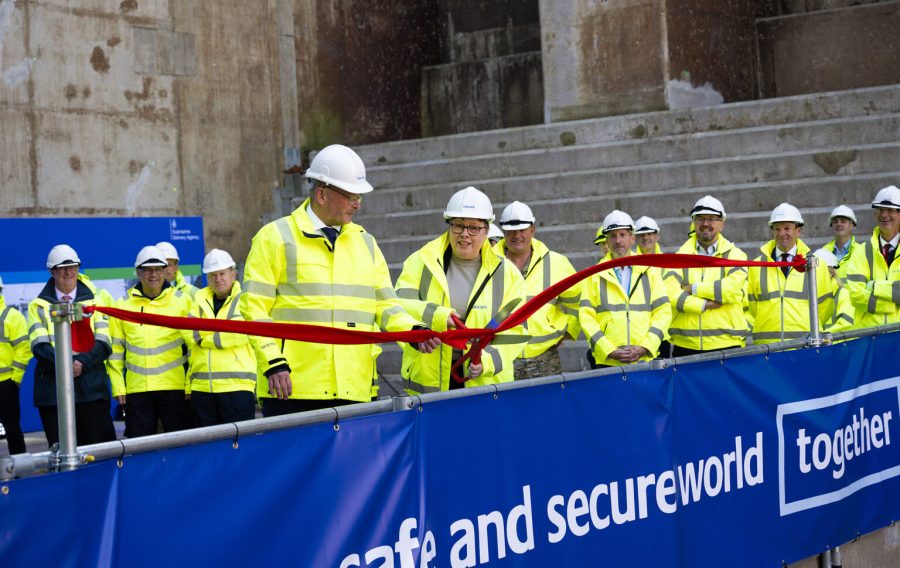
[{"xmin": 85, "ymin": 253, "xmax": 805, "ymax": 372}]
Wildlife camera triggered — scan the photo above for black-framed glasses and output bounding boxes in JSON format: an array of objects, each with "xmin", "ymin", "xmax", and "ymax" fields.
[
  {"xmin": 325, "ymin": 185, "xmax": 362, "ymax": 203},
  {"xmin": 449, "ymin": 223, "xmax": 487, "ymax": 236}
]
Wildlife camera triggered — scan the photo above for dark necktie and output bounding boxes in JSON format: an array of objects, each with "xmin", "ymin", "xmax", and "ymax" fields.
[
  {"xmin": 322, "ymin": 227, "xmax": 339, "ymax": 247},
  {"xmin": 780, "ymin": 253, "xmax": 790, "ymax": 277},
  {"xmin": 884, "ymin": 244, "xmax": 895, "ymax": 266},
  {"xmin": 61, "ymin": 294, "xmax": 72, "ymax": 303}
]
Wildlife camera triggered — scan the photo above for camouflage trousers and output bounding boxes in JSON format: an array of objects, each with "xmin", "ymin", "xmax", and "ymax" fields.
[{"xmin": 513, "ymin": 345, "xmax": 562, "ymax": 381}]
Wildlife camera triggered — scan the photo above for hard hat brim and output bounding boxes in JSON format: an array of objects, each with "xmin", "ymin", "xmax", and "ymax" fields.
[
  {"xmin": 306, "ymin": 172, "xmax": 374, "ymax": 194},
  {"xmin": 499, "ymin": 222, "xmax": 533, "ymax": 231},
  {"xmin": 872, "ymin": 202, "xmax": 900, "ymax": 210},
  {"xmin": 136, "ymin": 260, "xmax": 168, "ymax": 268},
  {"xmin": 50, "ymin": 261, "xmax": 81, "ymax": 269}
]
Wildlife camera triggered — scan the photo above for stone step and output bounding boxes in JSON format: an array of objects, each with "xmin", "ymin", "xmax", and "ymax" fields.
[
  {"xmin": 358, "ymin": 141, "xmax": 900, "ymax": 220},
  {"xmin": 365, "ymin": 113, "xmax": 900, "ymax": 190},
  {"xmin": 361, "ymin": 168, "xmax": 899, "ymax": 244},
  {"xmin": 356, "ymin": 84, "xmax": 900, "ymax": 166}
]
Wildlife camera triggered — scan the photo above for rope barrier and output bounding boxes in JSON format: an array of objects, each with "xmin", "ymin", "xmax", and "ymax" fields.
[{"xmin": 83, "ymin": 253, "xmax": 807, "ymax": 370}]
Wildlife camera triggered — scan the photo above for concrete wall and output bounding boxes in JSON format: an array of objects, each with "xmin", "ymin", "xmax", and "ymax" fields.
[
  {"xmin": 758, "ymin": 2, "xmax": 900, "ymax": 98},
  {"xmin": 0, "ymin": 0, "xmax": 287, "ymax": 264}
]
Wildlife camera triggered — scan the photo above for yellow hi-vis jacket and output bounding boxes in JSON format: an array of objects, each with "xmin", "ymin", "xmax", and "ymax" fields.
[
  {"xmin": 824, "ymin": 236, "xmax": 858, "ymax": 279},
  {"xmin": 636, "ymin": 243, "xmax": 663, "ymax": 255},
  {"xmin": 184, "ymin": 282, "xmax": 258, "ymax": 394},
  {"xmin": 109, "ymin": 283, "xmax": 192, "ymax": 396},
  {"xmin": 664, "ymin": 234, "xmax": 749, "ymax": 351},
  {"xmin": 172, "ymin": 270, "xmax": 199, "ymax": 301},
  {"xmin": 748, "ymin": 239, "xmax": 835, "ymax": 344},
  {"xmin": 396, "ymin": 234, "xmax": 526, "ymax": 393},
  {"xmin": 492, "ymin": 238, "xmax": 580, "ymax": 359},
  {"xmin": 820, "ymin": 280, "xmax": 855, "ymax": 334},
  {"xmin": 580, "ymin": 253, "xmax": 672, "ymax": 366},
  {"xmin": 240, "ymin": 199, "xmax": 421, "ymax": 402},
  {"xmin": 0, "ymin": 296, "xmax": 30, "ymax": 384},
  {"xmin": 28, "ymin": 274, "xmax": 114, "ymax": 356},
  {"xmin": 845, "ymin": 229, "xmax": 900, "ymax": 328}
]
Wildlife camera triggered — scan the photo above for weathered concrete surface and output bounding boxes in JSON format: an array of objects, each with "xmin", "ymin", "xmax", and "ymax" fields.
[
  {"xmin": 789, "ymin": 523, "xmax": 900, "ymax": 568},
  {"xmin": 758, "ymin": 2, "xmax": 900, "ymax": 98},
  {"xmin": 0, "ymin": 0, "xmax": 287, "ymax": 263}
]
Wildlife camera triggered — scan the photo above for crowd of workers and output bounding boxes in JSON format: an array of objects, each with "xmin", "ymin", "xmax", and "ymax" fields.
[{"xmin": 1, "ymin": 143, "xmax": 899, "ymax": 454}]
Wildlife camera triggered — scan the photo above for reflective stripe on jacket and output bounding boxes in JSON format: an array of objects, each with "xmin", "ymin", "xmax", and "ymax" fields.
[
  {"xmin": 579, "ymin": 253, "xmax": 672, "ymax": 366},
  {"xmin": 664, "ymin": 234, "xmax": 749, "ymax": 351},
  {"xmin": 173, "ymin": 270, "xmax": 199, "ymax": 301},
  {"xmin": 748, "ymin": 239, "xmax": 834, "ymax": 344},
  {"xmin": 492, "ymin": 238, "xmax": 580, "ymax": 359},
  {"xmin": 396, "ymin": 233, "xmax": 526, "ymax": 394},
  {"xmin": 0, "ymin": 297, "xmax": 30, "ymax": 384},
  {"xmin": 240, "ymin": 199, "xmax": 420, "ymax": 402},
  {"xmin": 109, "ymin": 283, "xmax": 192, "ymax": 396},
  {"xmin": 844, "ymin": 229, "xmax": 900, "ymax": 328},
  {"xmin": 824, "ymin": 236, "xmax": 858, "ymax": 279},
  {"xmin": 185, "ymin": 283, "xmax": 258, "ymax": 394}
]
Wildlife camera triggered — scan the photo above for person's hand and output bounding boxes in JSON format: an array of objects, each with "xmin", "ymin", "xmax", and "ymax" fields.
[
  {"xmin": 268, "ymin": 371, "xmax": 293, "ymax": 400},
  {"xmin": 626, "ymin": 346, "xmax": 650, "ymax": 362},
  {"xmin": 73, "ymin": 359, "xmax": 83, "ymax": 378},
  {"xmin": 607, "ymin": 347, "xmax": 631, "ymax": 362},
  {"xmin": 417, "ymin": 336, "xmax": 441, "ymax": 354},
  {"xmin": 704, "ymin": 301, "xmax": 723, "ymax": 310},
  {"xmin": 116, "ymin": 395, "xmax": 126, "ymax": 404},
  {"xmin": 468, "ymin": 362, "xmax": 483, "ymax": 378},
  {"xmin": 682, "ymin": 284, "xmax": 692, "ymax": 294},
  {"xmin": 446, "ymin": 313, "xmax": 459, "ymax": 329}
]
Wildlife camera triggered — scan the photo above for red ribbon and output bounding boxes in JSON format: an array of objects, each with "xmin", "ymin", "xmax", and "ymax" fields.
[{"xmin": 84, "ymin": 253, "xmax": 806, "ymax": 370}]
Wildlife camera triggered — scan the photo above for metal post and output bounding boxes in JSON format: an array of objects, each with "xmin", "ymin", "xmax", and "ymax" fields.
[
  {"xmin": 831, "ymin": 545, "xmax": 842, "ymax": 567},
  {"xmin": 818, "ymin": 549, "xmax": 831, "ymax": 568},
  {"xmin": 806, "ymin": 254, "xmax": 823, "ymax": 347},
  {"xmin": 51, "ymin": 303, "xmax": 80, "ymax": 471}
]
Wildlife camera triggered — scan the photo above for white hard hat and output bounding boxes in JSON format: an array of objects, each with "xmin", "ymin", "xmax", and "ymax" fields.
[
  {"xmin": 134, "ymin": 245, "xmax": 168, "ymax": 268},
  {"xmin": 812, "ymin": 248, "xmax": 839, "ymax": 268},
  {"xmin": 769, "ymin": 203, "xmax": 804, "ymax": 227},
  {"xmin": 602, "ymin": 210, "xmax": 635, "ymax": 233},
  {"xmin": 871, "ymin": 185, "xmax": 900, "ymax": 210},
  {"xmin": 487, "ymin": 223, "xmax": 503, "ymax": 240},
  {"xmin": 202, "ymin": 249, "xmax": 236, "ymax": 274},
  {"xmin": 443, "ymin": 186, "xmax": 494, "ymax": 221},
  {"xmin": 46, "ymin": 244, "xmax": 81, "ymax": 269},
  {"xmin": 305, "ymin": 144, "xmax": 373, "ymax": 195},
  {"xmin": 498, "ymin": 201, "xmax": 535, "ymax": 231},
  {"xmin": 633, "ymin": 216, "xmax": 660, "ymax": 234},
  {"xmin": 690, "ymin": 195, "xmax": 726, "ymax": 219},
  {"xmin": 155, "ymin": 241, "xmax": 179, "ymax": 261},
  {"xmin": 829, "ymin": 205, "xmax": 857, "ymax": 225}
]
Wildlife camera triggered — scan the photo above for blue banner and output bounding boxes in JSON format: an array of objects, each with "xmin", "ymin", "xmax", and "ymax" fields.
[
  {"xmin": 0, "ymin": 217, "xmax": 204, "ymax": 432},
  {"xmin": 2, "ymin": 332, "xmax": 899, "ymax": 567}
]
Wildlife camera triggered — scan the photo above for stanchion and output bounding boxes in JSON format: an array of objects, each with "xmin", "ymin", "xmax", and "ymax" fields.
[
  {"xmin": 51, "ymin": 302, "xmax": 83, "ymax": 471},
  {"xmin": 806, "ymin": 255, "xmax": 824, "ymax": 348}
]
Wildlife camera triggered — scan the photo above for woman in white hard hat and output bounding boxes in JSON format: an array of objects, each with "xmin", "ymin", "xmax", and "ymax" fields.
[
  {"xmin": 395, "ymin": 186, "xmax": 526, "ymax": 393},
  {"xmin": 184, "ymin": 249, "xmax": 259, "ymax": 426},
  {"xmin": 633, "ymin": 216, "xmax": 662, "ymax": 255}
]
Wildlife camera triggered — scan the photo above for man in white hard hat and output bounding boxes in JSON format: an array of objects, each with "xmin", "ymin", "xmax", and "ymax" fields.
[
  {"xmin": 824, "ymin": 205, "xmax": 858, "ymax": 277},
  {"xmin": 487, "ymin": 223, "xmax": 504, "ymax": 246},
  {"xmin": 396, "ymin": 186, "xmax": 526, "ymax": 393},
  {"xmin": 811, "ymin": 249, "xmax": 855, "ymax": 334},
  {"xmin": 580, "ymin": 211, "xmax": 671, "ymax": 368},
  {"xmin": 109, "ymin": 246, "xmax": 193, "ymax": 436},
  {"xmin": 663, "ymin": 196, "xmax": 749, "ymax": 356},
  {"xmin": 845, "ymin": 185, "xmax": 900, "ymax": 327},
  {"xmin": 493, "ymin": 201, "xmax": 580, "ymax": 380},
  {"xmin": 634, "ymin": 216, "xmax": 662, "ymax": 255},
  {"xmin": 156, "ymin": 241, "xmax": 199, "ymax": 301},
  {"xmin": 241, "ymin": 144, "xmax": 439, "ymax": 416},
  {"xmin": 747, "ymin": 204, "xmax": 836, "ymax": 344},
  {"xmin": 28, "ymin": 245, "xmax": 117, "ymax": 446},
  {"xmin": 183, "ymin": 249, "xmax": 259, "ymax": 426},
  {"xmin": 0, "ymin": 275, "xmax": 31, "ymax": 455}
]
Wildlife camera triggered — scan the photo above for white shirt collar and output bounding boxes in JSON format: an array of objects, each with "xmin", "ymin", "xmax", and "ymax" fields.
[
  {"xmin": 306, "ymin": 203, "xmax": 342, "ymax": 233},
  {"xmin": 879, "ymin": 233, "xmax": 900, "ymax": 249},
  {"xmin": 775, "ymin": 245, "xmax": 798, "ymax": 258},
  {"xmin": 56, "ymin": 288, "xmax": 75, "ymax": 301},
  {"xmin": 696, "ymin": 241, "xmax": 718, "ymax": 256}
]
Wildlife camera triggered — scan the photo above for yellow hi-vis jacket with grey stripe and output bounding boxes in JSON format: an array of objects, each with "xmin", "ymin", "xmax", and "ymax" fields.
[
  {"xmin": 492, "ymin": 238, "xmax": 580, "ymax": 359},
  {"xmin": 0, "ymin": 296, "xmax": 30, "ymax": 384},
  {"xmin": 109, "ymin": 283, "xmax": 192, "ymax": 396},
  {"xmin": 820, "ymin": 280, "xmax": 855, "ymax": 334},
  {"xmin": 396, "ymin": 234, "xmax": 526, "ymax": 393},
  {"xmin": 184, "ymin": 282, "xmax": 258, "ymax": 394},
  {"xmin": 240, "ymin": 199, "xmax": 421, "ymax": 402},
  {"xmin": 664, "ymin": 234, "xmax": 749, "ymax": 351},
  {"xmin": 172, "ymin": 270, "xmax": 199, "ymax": 301},
  {"xmin": 748, "ymin": 239, "xmax": 835, "ymax": 344},
  {"xmin": 824, "ymin": 236, "xmax": 858, "ymax": 279},
  {"xmin": 579, "ymin": 253, "xmax": 672, "ymax": 366},
  {"xmin": 845, "ymin": 229, "xmax": 900, "ymax": 328}
]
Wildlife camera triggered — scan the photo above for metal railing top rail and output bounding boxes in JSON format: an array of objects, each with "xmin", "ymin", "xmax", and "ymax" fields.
[{"xmin": 3, "ymin": 321, "xmax": 898, "ymax": 481}]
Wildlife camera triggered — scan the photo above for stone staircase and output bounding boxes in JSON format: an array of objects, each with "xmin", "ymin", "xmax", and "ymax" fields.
[{"xmin": 350, "ymin": 84, "xmax": 900, "ymax": 387}]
